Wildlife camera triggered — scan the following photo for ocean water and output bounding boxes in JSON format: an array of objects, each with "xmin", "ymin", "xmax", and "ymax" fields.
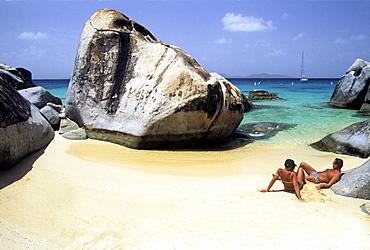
[
  {"xmin": 36, "ymin": 78, "xmax": 368, "ymax": 148},
  {"xmin": 231, "ymin": 78, "xmax": 368, "ymax": 148}
]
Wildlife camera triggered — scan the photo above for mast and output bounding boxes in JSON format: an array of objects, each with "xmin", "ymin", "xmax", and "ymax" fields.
[
  {"xmin": 300, "ymin": 51, "xmax": 308, "ymax": 82},
  {"xmin": 301, "ymin": 51, "xmax": 305, "ymax": 78}
]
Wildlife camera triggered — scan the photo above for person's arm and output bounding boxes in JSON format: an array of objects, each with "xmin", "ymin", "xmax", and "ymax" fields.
[
  {"xmin": 291, "ymin": 173, "xmax": 304, "ymax": 201},
  {"xmin": 316, "ymin": 173, "xmax": 341, "ymax": 190},
  {"xmin": 260, "ymin": 173, "xmax": 280, "ymax": 192}
]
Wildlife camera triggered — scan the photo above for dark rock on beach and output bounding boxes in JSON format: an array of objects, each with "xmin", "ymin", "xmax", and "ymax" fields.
[
  {"xmin": 329, "ymin": 59, "xmax": 370, "ymax": 115},
  {"xmin": 65, "ymin": 9, "xmax": 246, "ymax": 149},
  {"xmin": 0, "ymin": 78, "xmax": 54, "ymax": 171},
  {"xmin": 311, "ymin": 119, "xmax": 370, "ymax": 158},
  {"xmin": 248, "ymin": 90, "xmax": 282, "ymax": 101},
  {"xmin": 0, "ymin": 62, "xmax": 36, "ymax": 90},
  {"xmin": 332, "ymin": 159, "xmax": 370, "ymax": 200}
]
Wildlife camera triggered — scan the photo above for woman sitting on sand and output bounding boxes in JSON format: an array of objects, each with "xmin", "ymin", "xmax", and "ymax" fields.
[{"xmin": 260, "ymin": 159, "xmax": 304, "ymax": 201}]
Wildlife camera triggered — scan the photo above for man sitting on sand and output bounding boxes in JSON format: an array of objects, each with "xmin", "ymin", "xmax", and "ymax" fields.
[
  {"xmin": 298, "ymin": 158, "xmax": 343, "ymax": 190},
  {"xmin": 260, "ymin": 159, "xmax": 304, "ymax": 201}
]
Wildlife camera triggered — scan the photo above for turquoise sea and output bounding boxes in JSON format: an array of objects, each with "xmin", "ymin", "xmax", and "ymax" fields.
[{"xmin": 35, "ymin": 78, "xmax": 368, "ymax": 149}]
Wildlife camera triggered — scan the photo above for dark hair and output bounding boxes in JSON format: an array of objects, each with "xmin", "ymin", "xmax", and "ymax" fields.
[
  {"xmin": 284, "ymin": 159, "xmax": 296, "ymax": 171},
  {"xmin": 335, "ymin": 158, "xmax": 343, "ymax": 170}
]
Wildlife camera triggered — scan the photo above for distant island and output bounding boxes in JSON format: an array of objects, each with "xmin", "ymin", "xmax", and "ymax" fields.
[
  {"xmin": 219, "ymin": 73, "xmax": 292, "ymax": 78},
  {"xmin": 245, "ymin": 73, "xmax": 291, "ymax": 78}
]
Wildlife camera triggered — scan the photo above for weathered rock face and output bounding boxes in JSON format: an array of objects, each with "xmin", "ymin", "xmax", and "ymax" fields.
[
  {"xmin": 65, "ymin": 9, "xmax": 245, "ymax": 149},
  {"xmin": 329, "ymin": 59, "xmax": 370, "ymax": 113},
  {"xmin": 332, "ymin": 159, "xmax": 370, "ymax": 200},
  {"xmin": 311, "ymin": 119, "xmax": 370, "ymax": 158},
  {"xmin": 248, "ymin": 90, "xmax": 282, "ymax": 100},
  {"xmin": 210, "ymin": 73, "xmax": 254, "ymax": 112},
  {"xmin": 0, "ymin": 78, "xmax": 54, "ymax": 171}
]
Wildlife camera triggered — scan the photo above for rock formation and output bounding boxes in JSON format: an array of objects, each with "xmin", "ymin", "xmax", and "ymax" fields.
[
  {"xmin": 65, "ymin": 9, "xmax": 246, "ymax": 149},
  {"xmin": 311, "ymin": 119, "xmax": 370, "ymax": 158},
  {"xmin": 0, "ymin": 78, "xmax": 54, "ymax": 170},
  {"xmin": 0, "ymin": 62, "xmax": 63, "ymax": 130},
  {"xmin": 248, "ymin": 90, "xmax": 282, "ymax": 100},
  {"xmin": 332, "ymin": 159, "xmax": 370, "ymax": 200},
  {"xmin": 329, "ymin": 59, "xmax": 370, "ymax": 115}
]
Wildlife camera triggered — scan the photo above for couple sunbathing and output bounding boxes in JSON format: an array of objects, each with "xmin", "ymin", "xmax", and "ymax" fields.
[{"xmin": 260, "ymin": 158, "xmax": 343, "ymax": 201}]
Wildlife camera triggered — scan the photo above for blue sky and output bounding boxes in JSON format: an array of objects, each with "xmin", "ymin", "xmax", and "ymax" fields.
[{"xmin": 0, "ymin": 0, "xmax": 369, "ymax": 79}]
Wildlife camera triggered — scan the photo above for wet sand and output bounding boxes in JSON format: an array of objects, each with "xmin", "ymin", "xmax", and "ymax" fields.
[{"xmin": 0, "ymin": 133, "xmax": 369, "ymax": 249}]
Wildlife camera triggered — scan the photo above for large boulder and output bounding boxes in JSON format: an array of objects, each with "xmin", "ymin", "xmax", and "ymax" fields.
[
  {"xmin": 65, "ymin": 9, "xmax": 245, "ymax": 149},
  {"xmin": 332, "ymin": 159, "xmax": 370, "ymax": 200},
  {"xmin": 329, "ymin": 59, "xmax": 370, "ymax": 112},
  {"xmin": 18, "ymin": 86, "xmax": 62, "ymax": 109},
  {"xmin": 0, "ymin": 78, "xmax": 54, "ymax": 171},
  {"xmin": 0, "ymin": 62, "xmax": 36, "ymax": 90},
  {"xmin": 311, "ymin": 119, "xmax": 370, "ymax": 158}
]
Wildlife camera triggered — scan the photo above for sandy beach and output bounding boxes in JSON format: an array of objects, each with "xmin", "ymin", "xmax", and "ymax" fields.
[{"xmin": 0, "ymin": 133, "xmax": 369, "ymax": 249}]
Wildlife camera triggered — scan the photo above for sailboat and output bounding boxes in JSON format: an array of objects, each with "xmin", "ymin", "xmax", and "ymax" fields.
[{"xmin": 300, "ymin": 51, "xmax": 308, "ymax": 82}]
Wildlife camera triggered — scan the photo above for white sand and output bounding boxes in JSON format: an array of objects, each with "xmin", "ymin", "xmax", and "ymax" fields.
[{"xmin": 0, "ymin": 133, "xmax": 369, "ymax": 249}]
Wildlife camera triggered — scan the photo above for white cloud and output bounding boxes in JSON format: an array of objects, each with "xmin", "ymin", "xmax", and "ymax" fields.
[
  {"xmin": 334, "ymin": 37, "xmax": 350, "ymax": 44},
  {"xmin": 334, "ymin": 34, "xmax": 367, "ymax": 44},
  {"xmin": 351, "ymin": 34, "xmax": 367, "ymax": 40},
  {"xmin": 214, "ymin": 38, "xmax": 232, "ymax": 44},
  {"xmin": 293, "ymin": 33, "xmax": 305, "ymax": 41},
  {"xmin": 283, "ymin": 13, "xmax": 290, "ymax": 19},
  {"xmin": 18, "ymin": 46, "xmax": 47, "ymax": 61},
  {"xmin": 243, "ymin": 39, "xmax": 270, "ymax": 48},
  {"xmin": 268, "ymin": 50, "xmax": 285, "ymax": 56},
  {"xmin": 19, "ymin": 31, "xmax": 49, "ymax": 40},
  {"xmin": 258, "ymin": 39, "xmax": 270, "ymax": 47},
  {"xmin": 222, "ymin": 13, "xmax": 275, "ymax": 32}
]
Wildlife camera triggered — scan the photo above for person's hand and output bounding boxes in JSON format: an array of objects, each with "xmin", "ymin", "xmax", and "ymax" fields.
[
  {"xmin": 259, "ymin": 189, "xmax": 268, "ymax": 193},
  {"xmin": 316, "ymin": 184, "xmax": 323, "ymax": 190},
  {"xmin": 299, "ymin": 198, "xmax": 305, "ymax": 201}
]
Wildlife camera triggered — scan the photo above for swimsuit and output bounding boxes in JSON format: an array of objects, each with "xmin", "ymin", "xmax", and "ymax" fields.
[
  {"xmin": 310, "ymin": 172, "xmax": 320, "ymax": 184},
  {"xmin": 281, "ymin": 172, "xmax": 298, "ymax": 190}
]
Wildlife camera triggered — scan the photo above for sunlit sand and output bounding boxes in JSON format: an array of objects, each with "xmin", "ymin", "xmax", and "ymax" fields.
[{"xmin": 0, "ymin": 133, "xmax": 369, "ymax": 249}]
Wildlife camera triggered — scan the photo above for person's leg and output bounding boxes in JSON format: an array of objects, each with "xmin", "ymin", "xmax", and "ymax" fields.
[
  {"xmin": 296, "ymin": 167, "xmax": 305, "ymax": 187},
  {"xmin": 298, "ymin": 162, "xmax": 316, "ymax": 175},
  {"xmin": 298, "ymin": 162, "xmax": 317, "ymax": 183}
]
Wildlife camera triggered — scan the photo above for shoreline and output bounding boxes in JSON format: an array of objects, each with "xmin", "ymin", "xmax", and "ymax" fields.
[{"xmin": 0, "ymin": 133, "xmax": 369, "ymax": 249}]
